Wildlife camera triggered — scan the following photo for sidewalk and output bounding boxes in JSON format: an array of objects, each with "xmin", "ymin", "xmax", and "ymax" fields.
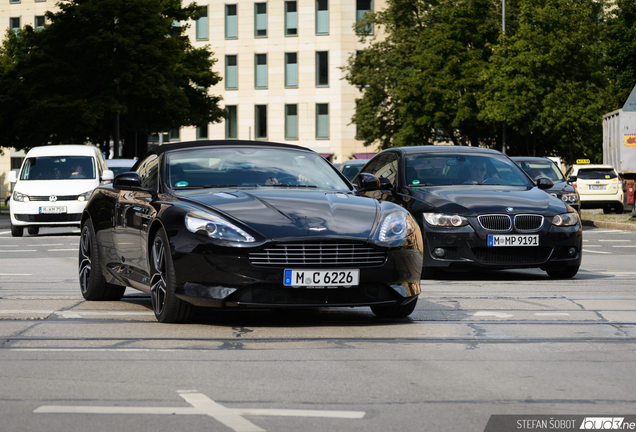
[{"xmin": 2, "ymin": 208, "xmax": 636, "ymax": 231}]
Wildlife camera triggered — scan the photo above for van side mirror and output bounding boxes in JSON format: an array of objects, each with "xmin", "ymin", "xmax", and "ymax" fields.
[
  {"xmin": 8, "ymin": 171, "xmax": 17, "ymax": 183},
  {"xmin": 101, "ymin": 170, "xmax": 114, "ymax": 182}
]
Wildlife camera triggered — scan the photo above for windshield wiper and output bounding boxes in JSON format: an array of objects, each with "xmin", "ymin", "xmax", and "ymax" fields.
[
  {"xmin": 173, "ymin": 185, "xmax": 239, "ymax": 190},
  {"xmin": 260, "ymin": 184, "xmax": 318, "ymax": 188}
]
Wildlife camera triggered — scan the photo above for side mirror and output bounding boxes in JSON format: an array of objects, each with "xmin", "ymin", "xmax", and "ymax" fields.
[
  {"xmin": 101, "ymin": 169, "xmax": 114, "ymax": 182},
  {"xmin": 356, "ymin": 172, "xmax": 381, "ymax": 191},
  {"xmin": 8, "ymin": 170, "xmax": 17, "ymax": 183},
  {"xmin": 536, "ymin": 177, "xmax": 554, "ymax": 190},
  {"xmin": 378, "ymin": 177, "xmax": 393, "ymax": 190},
  {"xmin": 567, "ymin": 175, "xmax": 577, "ymax": 183},
  {"xmin": 113, "ymin": 172, "xmax": 142, "ymax": 190}
]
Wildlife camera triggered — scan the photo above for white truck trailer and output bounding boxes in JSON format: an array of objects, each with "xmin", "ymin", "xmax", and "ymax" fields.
[{"xmin": 602, "ymin": 85, "xmax": 636, "ymax": 213}]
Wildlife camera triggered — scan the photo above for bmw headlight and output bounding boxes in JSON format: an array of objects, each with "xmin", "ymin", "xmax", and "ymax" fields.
[
  {"xmin": 185, "ymin": 211, "xmax": 255, "ymax": 243},
  {"xmin": 77, "ymin": 191, "xmax": 93, "ymax": 202},
  {"xmin": 12, "ymin": 191, "xmax": 29, "ymax": 202},
  {"xmin": 374, "ymin": 208, "xmax": 416, "ymax": 245},
  {"xmin": 423, "ymin": 212, "xmax": 468, "ymax": 227},
  {"xmin": 561, "ymin": 193, "xmax": 577, "ymax": 203},
  {"xmin": 552, "ymin": 212, "xmax": 579, "ymax": 227}
]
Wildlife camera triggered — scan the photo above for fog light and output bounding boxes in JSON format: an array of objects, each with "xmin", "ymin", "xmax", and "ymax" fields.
[
  {"xmin": 433, "ymin": 247, "xmax": 446, "ymax": 258},
  {"xmin": 568, "ymin": 247, "xmax": 577, "ymax": 256}
]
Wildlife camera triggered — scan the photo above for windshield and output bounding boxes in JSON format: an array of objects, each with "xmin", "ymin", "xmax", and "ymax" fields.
[
  {"xmin": 405, "ymin": 153, "xmax": 532, "ymax": 187},
  {"xmin": 166, "ymin": 147, "xmax": 350, "ymax": 191},
  {"xmin": 515, "ymin": 160, "xmax": 565, "ymax": 182},
  {"xmin": 19, "ymin": 156, "xmax": 96, "ymax": 180}
]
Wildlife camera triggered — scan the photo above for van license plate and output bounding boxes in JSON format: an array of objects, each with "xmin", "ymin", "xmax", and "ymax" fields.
[
  {"xmin": 39, "ymin": 206, "xmax": 67, "ymax": 214},
  {"xmin": 284, "ymin": 269, "xmax": 359, "ymax": 287},
  {"xmin": 488, "ymin": 234, "xmax": 538, "ymax": 247}
]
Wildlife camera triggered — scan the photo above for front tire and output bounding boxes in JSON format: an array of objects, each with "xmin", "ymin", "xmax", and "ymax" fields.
[
  {"xmin": 10, "ymin": 223, "xmax": 23, "ymax": 237},
  {"xmin": 371, "ymin": 298, "xmax": 418, "ymax": 319},
  {"xmin": 79, "ymin": 218, "xmax": 126, "ymax": 301},
  {"xmin": 546, "ymin": 265, "xmax": 579, "ymax": 279},
  {"xmin": 149, "ymin": 229, "xmax": 194, "ymax": 323},
  {"xmin": 615, "ymin": 203, "xmax": 624, "ymax": 214}
]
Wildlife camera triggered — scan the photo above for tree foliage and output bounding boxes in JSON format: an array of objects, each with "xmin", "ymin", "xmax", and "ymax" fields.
[
  {"xmin": 604, "ymin": 0, "xmax": 636, "ymax": 108},
  {"xmin": 0, "ymin": 0, "xmax": 224, "ymax": 157}
]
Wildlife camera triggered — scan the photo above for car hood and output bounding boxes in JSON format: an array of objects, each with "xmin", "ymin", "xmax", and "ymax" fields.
[
  {"xmin": 180, "ymin": 189, "xmax": 380, "ymax": 241},
  {"xmin": 546, "ymin": 181, "xmax": 574, "ymax": 195},
  {"xmin": 410, "ymin": 185, "xmax": 567, "ymax": 216},
  {"xmin": 13, "ymin": 179, "xmax": 98, "ymax": 195}
]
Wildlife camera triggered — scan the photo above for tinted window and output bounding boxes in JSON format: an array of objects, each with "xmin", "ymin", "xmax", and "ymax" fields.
[
  {"xmin": 577, "ymin": 168, "xmax": 617, "ymax": 180},
  {"xmin": 20, "ymin": 156, "xmax": 95, "ymax": 180},
  {"xmin": 137, "ymin": 155, "xmax": 159, "ymax": 189}
]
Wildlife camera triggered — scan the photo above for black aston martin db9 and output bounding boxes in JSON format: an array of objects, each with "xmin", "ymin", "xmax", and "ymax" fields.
[
  {"xmin": 79, "ymin": 141, "xmax": 423, "ymax": 322},
  {"xmin": 353, "ymin": 146, "xmax": 582, "ymax": 279}
]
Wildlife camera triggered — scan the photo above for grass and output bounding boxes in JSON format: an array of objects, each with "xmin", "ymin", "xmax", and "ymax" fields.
[{"xmin": 581, "ymin": 210, "xmax": 636, "ymax": 224}]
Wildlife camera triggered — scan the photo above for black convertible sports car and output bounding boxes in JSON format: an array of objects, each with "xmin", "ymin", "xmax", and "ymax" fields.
[
  {"xmin": 353, "ymin": 146, "xmax": 582, "ymax": 279},
  {"xmin": 79, "ymin": 141, "xmax": 423, "ymax": 322}
]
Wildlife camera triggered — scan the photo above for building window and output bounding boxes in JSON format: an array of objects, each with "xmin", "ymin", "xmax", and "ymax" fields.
[
  {"xmin": 285, "ymin": 1, "xmax": 297, "ymax": 36},
  {"xmin": 34, "ymin": 0, "xmax": 46, "ymax": 2},
  {"xmin": 285, "ymin": 104, "xmax": 298, "ymax": 140},
  {"xmin": 356, "ymin": 0, "xmax": 373, "ymax": 34},
  {"xmin": 285, "ymin": 53, "xmax": 298, "ymax": 88},
  {"xmin": 255, "ymin": 54, "xmax": 267, "ymax": 89},
  {"xmin": 34, "ymin": 15, "xmax": 45, "ymax": 30},
  {"xmin": 225, "ymin": 106, "xmax": 238, "ymax": 139},
  {"xmin": 316, "ymin": 0, "xmax": 328, "ymax": 35},
  {"xmin": 225, "ymin": 55, "xmax": 238, "ymax": 90},
  {"xmin": 197, "ymin": 124, "xmax": 209, "ymax": 140},
  {"xmin": 10, "ymin": 17, "xmax": 20, "ymax": 34},
  {"xmin": 316, "ymin": 104, "xmax": 329, "ymax": 139},
  {"xmin": 255, "ymin": 105, "xmax": 267, "ymax": 140},
  {"xmin": 316, "ymin": 51, "xmax": 329, "ymax": 87},
  {"xmin": 225, "ymin": 4, "xmax": 238, "ymax": 39},
  {"xmin": 255, "ymin": 3, "xmax": 267, "ymax": 38},
  {"xmin": 169, "ymin": 128, "xmax": 180, "ymax": 141},
  {"xmin": 9, "ymin": 0, "xmax": 20, "ymax": 4},
  {"xmin": 196, "ymin": 5, "xmax": 208, "ymax": 40}
]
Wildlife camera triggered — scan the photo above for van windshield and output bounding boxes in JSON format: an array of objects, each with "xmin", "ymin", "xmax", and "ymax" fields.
[{"xmin": 20, "ymin": 156, "xmax": 96, "ymax": 180}]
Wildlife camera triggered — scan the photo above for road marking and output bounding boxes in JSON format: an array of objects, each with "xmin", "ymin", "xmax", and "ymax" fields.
[
  {"xmin": 581, "ymin": 245, "xmax": 601, "ymax": 247},
  {"xmin": 47, "ymin": 249, "xmax": 77, "ymax": 252},
  {"xmin": 582, "ymin": 249, "xmax": 611, "ymax": 254},
  {"xmin": 473, "ymin": 311, "xmax": 514, "ymax": 318},
  {"xmin": 0, "ymin": 250, "xmax": 37, "ymax": 253},
  {"xmin": 36, "ymin": 244, "xmax": 64, "ymax": 246},
  {"xmin": 534, "ymin": 312, "xmax": 570, "ymax": 316},
  {"xmin": 34, "ymin": 390, "xmax": 365, "ymax": 432},
  {"xmin": 0, "ymin": 274, "xmax": 33, "ymax": 276},
  {"xmin": 598, "ymin": 239, "xmax": 631, "ymax": 242},
  {"xmin": 0, "ymin": 310, "xmax": 153, "ymax": 318},
  {"xmin": 613, "ymin": 245, "xmax": 636, "ymax": 248}
]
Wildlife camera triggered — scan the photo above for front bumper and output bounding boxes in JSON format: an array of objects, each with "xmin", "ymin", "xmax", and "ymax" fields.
[{"xmin": 10, "ymin": 199, "xmax": 86, "ymax": 227}]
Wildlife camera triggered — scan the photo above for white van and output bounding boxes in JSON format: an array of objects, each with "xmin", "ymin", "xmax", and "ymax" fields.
[{"xmin": 8, "ymin": 145, "xmax": 114, "ymax": 236}]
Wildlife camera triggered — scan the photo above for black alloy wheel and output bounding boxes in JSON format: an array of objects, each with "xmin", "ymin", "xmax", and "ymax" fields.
[
  {"xmin": 79, "ymin": 218, "xmax": 126, "ymax": 301},
  {"xmin": 149, "ymin": 229, "xmax": 194, "ymax": 323}
]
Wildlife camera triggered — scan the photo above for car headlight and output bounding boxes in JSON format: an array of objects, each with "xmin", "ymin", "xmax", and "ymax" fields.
[
  {"xmin": 423, "ymin": 212, "xmax": 468, "ymax": 227},
  {"xmin": 561, "ymin": 193, "xmax": 577, "ymax": 203},
  {"xmin": 77, "ymin": 191, "xmax": 93, "ymax": 202},
  {"xmin": 185, "ymin": 211, "xmax": 255, "ymax": 243},
  {"xmin": 552, "ymin": 212, "xmax": 579, "ymax": 227},
  {"xmin": 12, "ymin": 191, "xmax": 29, "ymax": 202},
  {"xmin": 372, "ymin": 207, "xmax": 417, "ymax": 246}
]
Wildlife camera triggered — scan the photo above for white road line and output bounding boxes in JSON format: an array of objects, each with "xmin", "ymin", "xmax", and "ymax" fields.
[
  {"xmin": 598, "ymin": 239, "xmax": 631, "ymax": 242},
  {"xmin": 0, "ymin": 310, "xmax": 153, "ymax": 317},
  {"xmin": 0, "ymin": 250, "xmax": 37, "ymax": 252},
  {"xmin": 582, "ymin": 249, "xmax": 611, "ymax": 254},
  {"xmin": 0, "ymin": 310, "xmax": 54, "ymax": 314},
  {"xmin": 35, "ymin": 390, "xmax": 365, "ymax": 432},
  {"xmin": 0, "ymin": 274, "xmax": 33, "ymax": 276},
  {"xmin": 581, "ymin": 245, "xmax": 601, "ymax": 247},
  {"xmin": 613, "ymin": 245, "xmax": 636, "ymax": 248},
  {"xmin": 48, "ymin": 249, "xmax": 77, "ymax": 252},
  {"xmin": 36, "ymin": 244, "xmax": 64, "ymax": 246},
  {"xmin": 534, "ymin": 313, "xmax": 570, "ymax": 316},
  {"xmin": 473, "ymin": 311, "xmax": 514, "ymax": 318}
]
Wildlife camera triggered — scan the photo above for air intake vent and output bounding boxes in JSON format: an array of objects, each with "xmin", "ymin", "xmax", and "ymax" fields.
[{"xmin": 249, "ymin": 243, "xmax": 387, "ymax": 268}]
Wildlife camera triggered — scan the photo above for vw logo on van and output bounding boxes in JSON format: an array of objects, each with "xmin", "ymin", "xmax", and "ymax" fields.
[{"xmin": 49, "ymin": 195, "xmax": 57, "ymax": 202}]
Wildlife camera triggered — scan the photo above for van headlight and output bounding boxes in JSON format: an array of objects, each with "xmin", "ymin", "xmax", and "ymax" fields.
[
  {"xmin": 13, "ymin": 191, "xmax": 30, "ymax": 202},
  {"xmin": 552, "ymin": 212, "xmax": 579, "ymax": 226},
  {"xmin": 77, "ymin": 191, "xmax": 93, "ymax": 202},
  {"xmin": 185, "ymin": 211, "xmax": 255, "ymax": 243}
]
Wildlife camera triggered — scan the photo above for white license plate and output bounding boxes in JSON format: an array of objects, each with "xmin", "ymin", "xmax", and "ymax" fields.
[
  {"xmin": 284, "ymin": 269, "xmax": 360, "ymax": 287},
  {"xmin": 589, "ymin": 185, "xmax": 606, "ymax": 190},
  {"xmin": 39, "ymin": 206, "xmax": 67, "ymax": 214},
  {"xmin": 488, "ymin": 234, "xmax": 538, "ymax": 247}
]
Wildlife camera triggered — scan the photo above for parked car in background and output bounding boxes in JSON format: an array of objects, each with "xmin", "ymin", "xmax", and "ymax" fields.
[
  {"xmin": 354, "ymin": 146, "xmax": 582, "ymax": 279},
  {"xmin": 106, "ymin": 158, "xmax": 137, "ymax": 176},
  {"xmin": 339, "ymin": 159, "xmax": 371, "ymax": 181},
  {"xmin": 512, "ymin": 157, "xmax": 580, "ymax": 214},
  {"xmin": 8, "ymin": 145, "xmax": 114, "ymax": 237},
  {"xmin": 79, "ymin": 140, "xmax": 423, "ymax": 323},
  {"xmin": 565, "ymin": 162, "xmax": 624, "ymax": 214}
]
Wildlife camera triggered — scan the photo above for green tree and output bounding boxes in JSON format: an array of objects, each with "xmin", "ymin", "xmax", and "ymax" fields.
[
  {"xmin": 479, "ymin": 0, "xmax": 611, "ymax": 163},
  {"xmin": 0, "ymin": 0, "xmax": 224, "ymax": 157},
  {"xmin": 604, "ymin": 0, "xmax": 636, "ymax": 108},
  {"xmin": 343, "ymin": 0, "xmax": 501, "ymax": 150}
]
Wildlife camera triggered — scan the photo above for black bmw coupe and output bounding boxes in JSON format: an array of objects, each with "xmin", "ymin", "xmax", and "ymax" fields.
[
  {"xmin": 79, "ymin": 141, "xmax": 423, "ymax": 322},
  {"xmin": 353, "ymin": 146, "xmax": 582, "ymax": 279}
]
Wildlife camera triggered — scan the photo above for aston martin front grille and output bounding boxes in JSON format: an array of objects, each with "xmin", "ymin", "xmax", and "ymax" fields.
[
  {"xmin": 478, "ymin": 215, "xmax": 512, "ymax": 231},
  {"xmin": 248, "ymin": 243, "xmax": 388, "ymax": 268}
]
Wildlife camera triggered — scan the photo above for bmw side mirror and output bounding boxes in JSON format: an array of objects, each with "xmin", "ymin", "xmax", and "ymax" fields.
[
  {"xmin": 356, "ymin": 172, "xmax": 381, "ymax": 191},
  {"xmin": 113, "ymin": 172, "xmax": 143, "ymax": 190},
  {"xmin": 536, "ymin": 177, "xmax": 554, "ymax": 190},
  {"xmin": 567, "ymin": 175, "xmax": 577, "ymax": 183}
]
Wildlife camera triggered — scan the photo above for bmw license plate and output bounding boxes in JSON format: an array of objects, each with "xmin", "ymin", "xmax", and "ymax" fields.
[
  {"xmin": 488, "ymin": 234, "xmax": 538, "ymax": 247},
  {"xmin": 284, "ymin": 269, "xmax": 360, "ymax": 287},
  {"xmin": 39, "ymin": 206, "xmax": 67, "ymax": 214}
]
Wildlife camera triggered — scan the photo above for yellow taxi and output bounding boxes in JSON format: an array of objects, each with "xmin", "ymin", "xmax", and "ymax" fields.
[{"xmin": 566, "ymin": 160, "xmax": 624, "ymax": 213}]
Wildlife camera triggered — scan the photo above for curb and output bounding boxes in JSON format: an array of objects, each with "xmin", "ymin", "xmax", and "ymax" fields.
[{"xmin": 581, "ymin": 218, "xmax": 636, "ymax": 232}]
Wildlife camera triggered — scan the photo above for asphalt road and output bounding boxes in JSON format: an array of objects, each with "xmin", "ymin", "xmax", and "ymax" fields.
[{"xmin": 0, "ymin": 223, "xmax": 635, "ymax": 432}]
